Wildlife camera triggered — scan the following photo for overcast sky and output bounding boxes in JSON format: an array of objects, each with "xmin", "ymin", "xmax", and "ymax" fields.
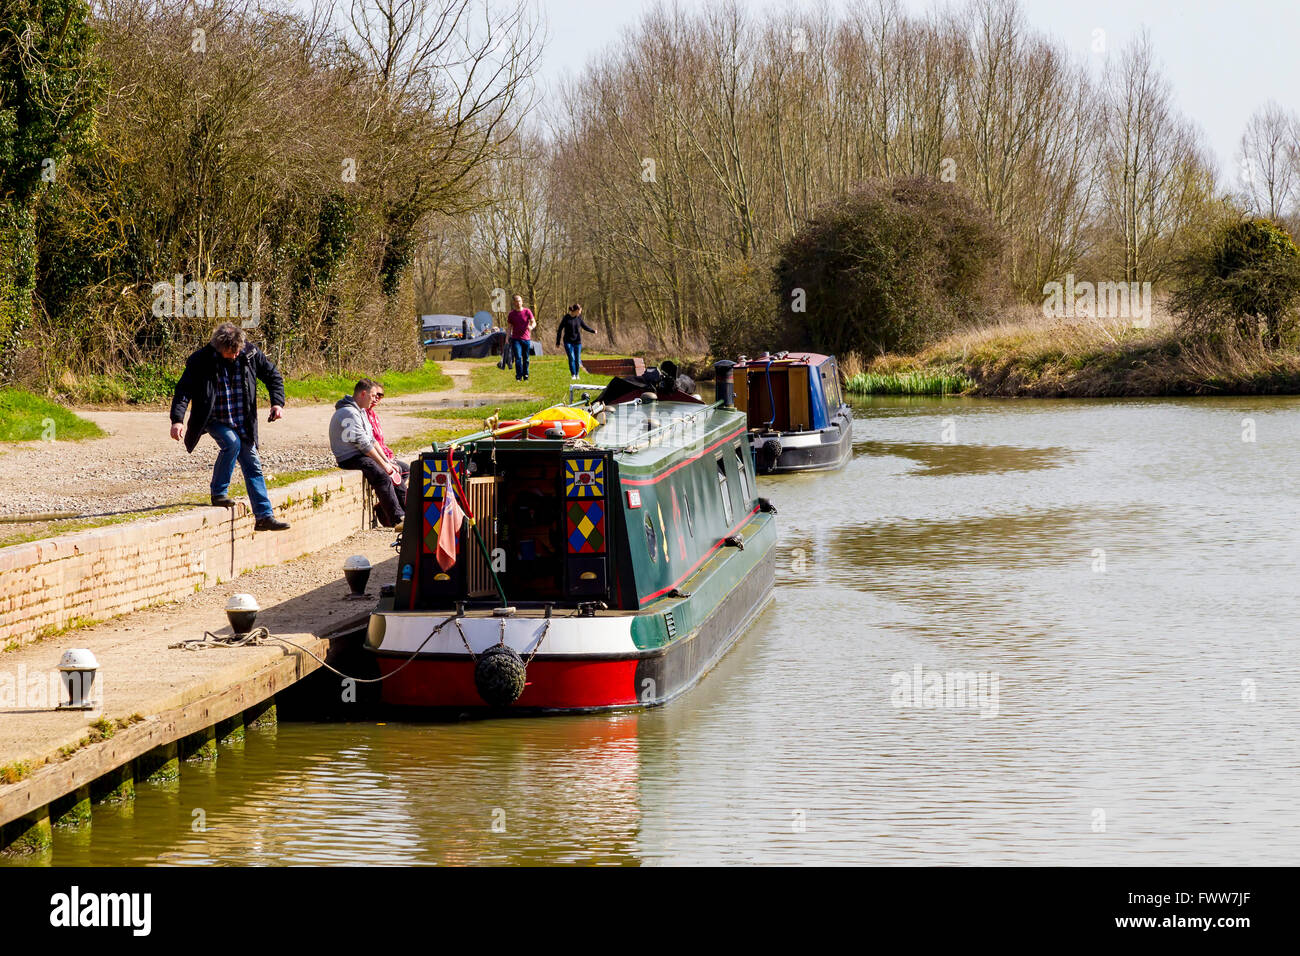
[{"xmin": 535, "ymin": 0, "xmax": 1300, "ymax": 186}]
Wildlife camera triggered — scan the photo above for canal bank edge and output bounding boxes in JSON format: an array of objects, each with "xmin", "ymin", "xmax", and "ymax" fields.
[
  {"xmin": 0, "ymin": 563, "xmax": 387, "ymax": 854},
  {"xmin": 0, "ymin": 470, "xmax": 376, "ymax": 651}
]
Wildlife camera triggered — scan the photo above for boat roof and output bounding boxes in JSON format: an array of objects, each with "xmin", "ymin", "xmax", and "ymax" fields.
[
  {"xmin": 598, "ymin": 400, "xmax": 746, "ymax": 469},
  {"xmin": 736, "ymin": 352, "xmax": 831, "ymax": 368},
  {"xmin": 462, "ymin": 400, "xmax": 746, "ymax": 471}
]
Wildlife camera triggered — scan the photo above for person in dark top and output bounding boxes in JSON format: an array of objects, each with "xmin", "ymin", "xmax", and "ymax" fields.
[
  {"xmin": 555, "ymin": 304, "xmax": 597, "ymax": 379},
  {"xmin": 169, "ymin": 322, "xmax": 290, "ymax": 531}
]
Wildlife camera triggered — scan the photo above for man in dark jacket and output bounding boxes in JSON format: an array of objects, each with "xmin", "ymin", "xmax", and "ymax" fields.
[
  {"xmin": 169, "ymin": 322, "xmax": 290, "ymax": 531},
  {"xmin": 555, "ymin": 303, "xmax": 596, "ymax": 379}
]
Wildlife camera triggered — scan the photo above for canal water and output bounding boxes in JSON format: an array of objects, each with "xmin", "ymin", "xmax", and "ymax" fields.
[{"xmin": 11, "ymin": 396, "xmax": 1300, "ymax": 865}]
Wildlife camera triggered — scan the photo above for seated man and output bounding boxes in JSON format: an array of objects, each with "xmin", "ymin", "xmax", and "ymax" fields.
[{"xmin": 330, "ymin": 379, "xmax": 406, "ymax": 528}]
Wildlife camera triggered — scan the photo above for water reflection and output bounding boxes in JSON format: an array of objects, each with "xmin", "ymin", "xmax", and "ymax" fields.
[{"xmin": 853, "ymin": 440, "xmax": 1074, "ymax": 475}]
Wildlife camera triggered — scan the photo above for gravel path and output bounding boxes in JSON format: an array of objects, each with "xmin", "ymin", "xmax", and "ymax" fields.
[{"xmin": 0, "ymin": 361, "xmax": 524, "ymax": 523}]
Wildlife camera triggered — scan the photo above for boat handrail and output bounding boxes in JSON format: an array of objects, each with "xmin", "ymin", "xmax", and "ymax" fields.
[
  {"xmin": 566, "ymin": 383, "xmax": 606, "ymax": 404},
  {"xmin": 616, "ymin": 401, "xmax": 722, "ymax": 454}
]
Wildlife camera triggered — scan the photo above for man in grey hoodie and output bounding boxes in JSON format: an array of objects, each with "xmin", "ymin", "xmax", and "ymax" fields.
[{"xmin": 330, "ymin": 379, "xmax": 406, "ymax": 528}]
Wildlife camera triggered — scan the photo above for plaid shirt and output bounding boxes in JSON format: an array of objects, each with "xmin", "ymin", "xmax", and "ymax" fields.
[{"xmin": 211, "ymin": 357, "xmax": 246, "ymax": 436}]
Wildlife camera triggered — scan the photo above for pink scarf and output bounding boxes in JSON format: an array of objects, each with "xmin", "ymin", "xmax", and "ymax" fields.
[{"xmin": 365, "ymin": 406, "xmax": 393, "ymax": 459}]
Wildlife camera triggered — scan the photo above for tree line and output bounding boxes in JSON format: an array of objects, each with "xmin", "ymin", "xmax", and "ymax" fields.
[
  {"xmin": 427, "ymin": 0, "xmax": 1241, "ymax": 355},
  {"xmin": 5, "ymin": 0, "xmax": 1300, "ymax": 392},
  {"xmin": 1, "ymin": 0, "xmax": 535, "ymax": 390}
]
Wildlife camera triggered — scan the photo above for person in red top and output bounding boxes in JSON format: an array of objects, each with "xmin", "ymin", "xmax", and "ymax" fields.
[
  {"xmin": 364, "ymin": 384, "xmax": 408, "ymax": 468},
  {"xmin": 362, "ymin": 383, "xmax": 410, "ymax": 515},
  {"xmin": 506, "ymin": 294, "xmax": 536, "ymax": 381}
]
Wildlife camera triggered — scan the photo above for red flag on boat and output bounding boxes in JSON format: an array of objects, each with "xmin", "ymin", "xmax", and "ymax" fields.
[{"xmin": 436, "ymin": 493, "xmax": 464, "ymax": 571}]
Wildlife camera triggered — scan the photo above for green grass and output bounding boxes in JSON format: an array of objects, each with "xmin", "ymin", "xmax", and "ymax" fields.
[
  {"xmin": 59, "ymin": 359, "xmax": 453, "ymax": 407},
  {"xmin": 260, "ymin": 360, "xmax": 454, "ymax": 404},
  {"xmin": 390, "ymin": 425, "xmax": 477, "ymax": 453},
  {"xmin": 411, "ymin": 399, "xmax": 548, "ymax": 422},
  {"xmin": 466, "ymin": 353, "xmax": 627, "ymax": 402},
  {"xmin": 844, "ymin": 369, "xmax": 974, "ymax": 396},
  {"xmin": 0, "ymin": 389, "xmax": 104, "ymax": 442}
]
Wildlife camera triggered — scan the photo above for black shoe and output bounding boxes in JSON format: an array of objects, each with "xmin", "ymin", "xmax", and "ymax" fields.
[
  {"xmin": 254, "ymin": 516, "xmax": 290, "ymax": 531},
  {"xmin": 211, "ymin": 494, "xmax": 236, "ymax": 507}
]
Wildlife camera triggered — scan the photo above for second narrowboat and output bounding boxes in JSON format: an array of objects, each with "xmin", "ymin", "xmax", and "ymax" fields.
[{"xmin": 717, "ymin": 352, "xmax": 853, "ymax": 475}]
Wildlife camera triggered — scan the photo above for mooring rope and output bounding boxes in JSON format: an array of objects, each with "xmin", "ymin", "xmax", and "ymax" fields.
[{"xmin": 168, "ymin": 615, "xmax": 460, "ymax": 684}]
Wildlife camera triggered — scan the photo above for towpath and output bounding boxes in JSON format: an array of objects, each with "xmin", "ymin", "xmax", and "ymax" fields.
[{"xmin": 0, "ymin": 361, "xmax": 523, "ymax": 529}]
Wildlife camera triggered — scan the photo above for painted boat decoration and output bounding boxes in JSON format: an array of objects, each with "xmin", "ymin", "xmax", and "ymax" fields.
[
  {"xmin": 716, "ymin": 352, "xmax": 853, "ymax": 474},
  {"xmin": 365, "ymin": 364, "xmax": 778, "ymax": 714}
]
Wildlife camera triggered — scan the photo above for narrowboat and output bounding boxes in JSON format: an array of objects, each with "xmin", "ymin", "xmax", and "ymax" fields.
[
  {"xmin": 717, "ymin": 352, "xmax": 853, "ymax": 475},
  {"xmin": 364, "ymin": 364, "xmax": 778, "ymax": 714}
]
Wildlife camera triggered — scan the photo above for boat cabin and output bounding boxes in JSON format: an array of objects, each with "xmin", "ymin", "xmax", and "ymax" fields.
[
  {"xmin": 393, "ymin": 387, "xmax": 764, "ymax": 613},
  {"xmin": 724, "ymin": 352, "xmax": 853, "ymax": 474}
]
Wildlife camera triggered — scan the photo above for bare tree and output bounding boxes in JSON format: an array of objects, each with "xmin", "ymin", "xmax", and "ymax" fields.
[{"xmin": 1238, "ymin": 100, "xmax": 1300, "ymax": 221}]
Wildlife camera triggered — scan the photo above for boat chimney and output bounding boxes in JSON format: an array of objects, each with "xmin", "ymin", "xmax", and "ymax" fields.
[{"xmin": 713, "ymin": 360, "xmax": 736, "ymax": 408}]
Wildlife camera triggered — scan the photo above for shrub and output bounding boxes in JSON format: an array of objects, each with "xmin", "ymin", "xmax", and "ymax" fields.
[
  {"xmin": 772, "ymin": 177, "xmax": 1003, "ymax": 357},
  {"xmin": 1171, "ymin": 217, "xmax": 1300, "ymax": 348}
]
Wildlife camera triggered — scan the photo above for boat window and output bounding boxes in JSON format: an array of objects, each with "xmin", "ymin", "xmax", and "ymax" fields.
[
  {"xmin": 734, "ymin": 444, "xmax": 751, "ymax": 502},
  {"xmin": 716, "ymin": 455, "xmax": 733, "ymax": 525},
  {"xmin": 645, "ymin": 516, "xmax": 657, "ymax": 562}
]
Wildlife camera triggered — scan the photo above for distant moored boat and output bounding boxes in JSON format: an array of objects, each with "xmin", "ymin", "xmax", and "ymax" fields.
[{"xmin": 718, "ymin": 352, "xmax": 853, "ymax": 474}]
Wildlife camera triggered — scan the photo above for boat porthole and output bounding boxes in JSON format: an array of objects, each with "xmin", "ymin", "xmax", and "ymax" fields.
[{"xmin": 645, "ymin": 516, "xmax": 657, "ymax": 561}]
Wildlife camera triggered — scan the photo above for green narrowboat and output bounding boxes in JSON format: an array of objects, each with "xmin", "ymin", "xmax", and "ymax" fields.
[{"xmin": 364, "ymin": 365, "xmax": 778, "ymax": 713}]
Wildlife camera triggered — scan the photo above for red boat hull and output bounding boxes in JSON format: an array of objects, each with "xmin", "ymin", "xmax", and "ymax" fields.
[{"xmin": 377, "ymin": 655, "xmax": 641, "ymax": 711}]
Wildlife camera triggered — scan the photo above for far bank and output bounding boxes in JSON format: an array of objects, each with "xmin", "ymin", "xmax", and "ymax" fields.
[{"xmin": 843, "ymin": 311, "xmax": 1300, "ymax": 398}]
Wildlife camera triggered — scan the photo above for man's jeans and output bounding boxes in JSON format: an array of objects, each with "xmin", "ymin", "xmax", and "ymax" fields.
[
  {"xmin": 207, "ymin": 423, "xmax": 273, "ymax": 518},
  {"xmin": 511, "ymin": 338, "xmax": 530, "ymax": 380},
  {"xmin": 339, "ymin": 454, "xmax": 407, "ymax": 526},
  {"xmin": 564, "ymin": 342, "xmax": 582, "ymax": 376}
]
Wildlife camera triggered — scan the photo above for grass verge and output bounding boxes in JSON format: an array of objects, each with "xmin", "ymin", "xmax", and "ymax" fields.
[
  {"xmin": 466, "ymin": 353, "xmax": 628, "ymax": 402},
  {"xmin": 0, "ymin": 390, "xmax": 104, "ymax": 442},
  {"xmin": 851, "ymin": 310, "xmax": 1300, "ymax": 397},
  {"xmin": 51, "ymin": 359, "xmax": 453, "ymax": 407},
  {"xmin": 264, "ymin": 360, "xmax": 454, "ymax": 405}
]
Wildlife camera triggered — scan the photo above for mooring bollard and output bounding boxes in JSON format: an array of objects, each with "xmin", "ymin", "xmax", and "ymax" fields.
[
  {"xmin": 344, "ymin": 555, "xmax": 372, "ymax": 598},
  {"xmin": 57, "ymin": 649, "xmax": 99, "ymax": 710},
  {"xmin": 225, "ymin": 593, "xmax": 259, "ymax": 635}
]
